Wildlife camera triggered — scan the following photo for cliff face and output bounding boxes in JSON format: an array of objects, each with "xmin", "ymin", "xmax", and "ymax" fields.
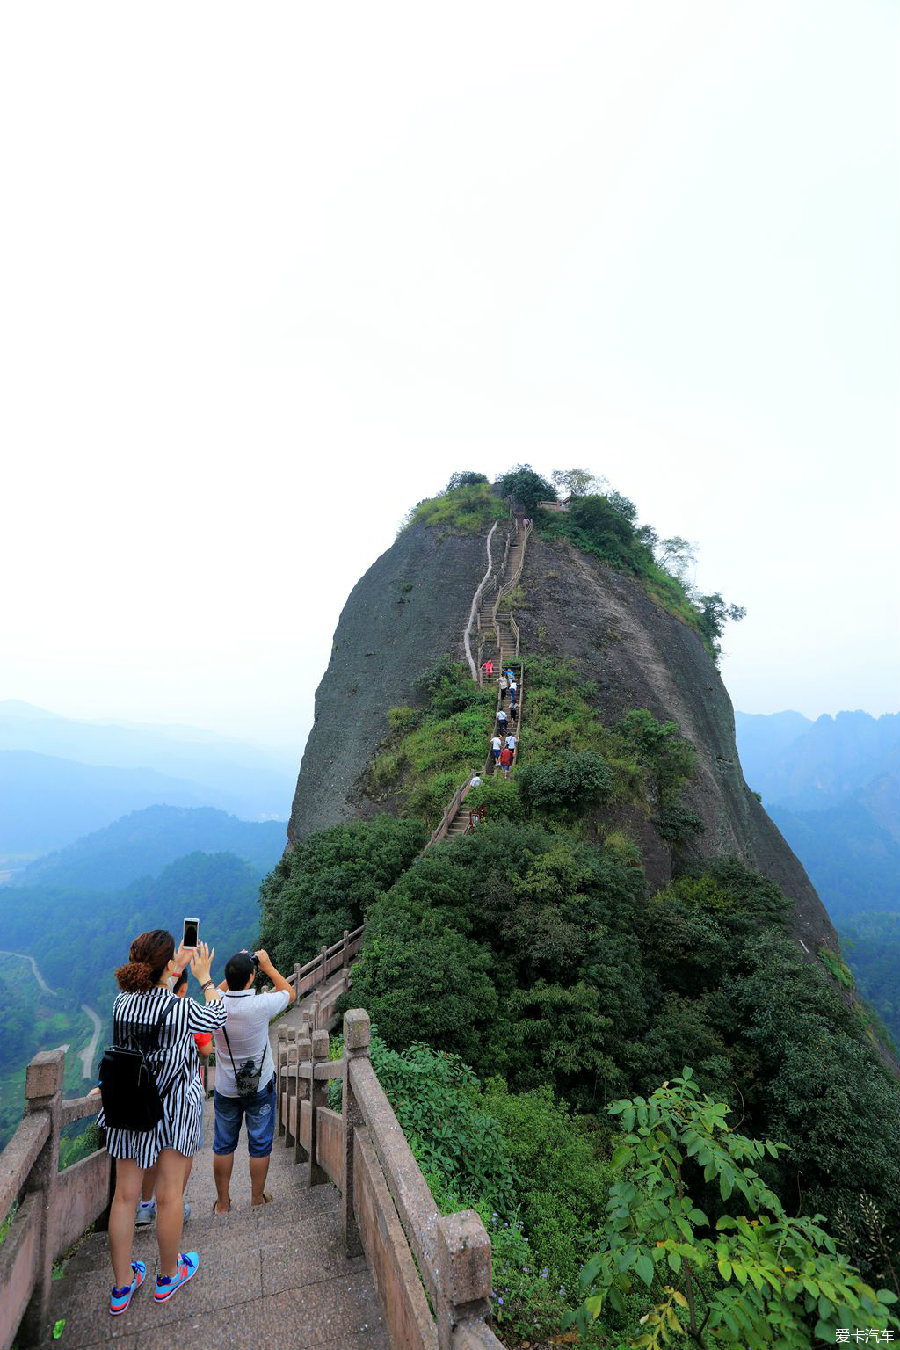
[
  {"xmin": 517, "ymin": 535, "xmax": 837, "ymax": 952},
  {"xmin": 287, "ymin": 523, "xmax": 489, "ymax": 845},
  {"xmin": 287, "ymin": 521, "xmax": 837, "ymax": 953}
]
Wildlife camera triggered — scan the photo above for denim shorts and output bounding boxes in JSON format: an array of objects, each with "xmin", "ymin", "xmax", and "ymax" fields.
[{"xmin": 213, "ymin": 1076, "xmax": 276, "ymax": 1158}]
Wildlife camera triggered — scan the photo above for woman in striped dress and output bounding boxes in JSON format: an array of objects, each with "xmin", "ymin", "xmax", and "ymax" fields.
[{"xmin": 101, "ymin": 929, "xmax": 226, "ymax": 1313}]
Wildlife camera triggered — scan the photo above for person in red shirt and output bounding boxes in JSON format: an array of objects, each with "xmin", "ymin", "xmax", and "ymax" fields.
[{"xmin": 499, "ymin": 745, "xmax": 514, "ymax": 777}]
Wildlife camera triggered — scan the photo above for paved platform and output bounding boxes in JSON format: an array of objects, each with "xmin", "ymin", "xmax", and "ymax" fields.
[{"xmin": 42, "ymin": 992, "xmax": 388, "ymax": 1350}]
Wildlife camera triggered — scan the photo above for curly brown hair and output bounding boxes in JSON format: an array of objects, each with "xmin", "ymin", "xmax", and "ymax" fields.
[{"xmin": 115, "ymin": 930, "xmax": 175, "ymax": 992}]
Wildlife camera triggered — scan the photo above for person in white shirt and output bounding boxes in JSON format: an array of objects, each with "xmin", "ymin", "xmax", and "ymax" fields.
[
  {"xmin": 490, "ymin": 734, "xmax": 502, "ymax": 763},
  {"xmin": 505, "ymin": 734, "xmax": 517, "ymax": 752},
  {"xmin": 212, "ymin": 949, "xmax": 295, "ymax": 1213}
]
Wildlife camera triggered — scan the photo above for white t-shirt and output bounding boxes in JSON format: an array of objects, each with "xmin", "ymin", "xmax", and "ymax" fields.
[
  {"xmin": 491, "ymin": 736, "xmax": 502, "ymax": 751},
  {"xmin": 213, "ymin": 988, "xmax": 290, "ymax": 1098}
]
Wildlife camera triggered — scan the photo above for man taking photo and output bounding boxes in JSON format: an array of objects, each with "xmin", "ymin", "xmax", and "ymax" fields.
[{"xmin": 212, "ymin": 948, "xmax": 295, "ymax": 1214}]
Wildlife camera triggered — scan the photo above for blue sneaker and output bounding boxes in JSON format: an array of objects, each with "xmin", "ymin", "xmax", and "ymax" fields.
[
  {"xmin": 154, "ymin": 1251, "xmax": 199, "ymax": 1303},
  {"xmin": 109, "ymin": 1260, "xmax": 146, "ymax": 1315},
  {"xmin": 135, "ymin": 1199, "xmax": 156, "ymax": 1226}
]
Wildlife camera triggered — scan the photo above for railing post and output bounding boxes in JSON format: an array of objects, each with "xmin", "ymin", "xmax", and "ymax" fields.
[
  {"xmin": 295, "ymin": 1024, "xmax": 311, "ymax": 1166},
  {"xmin": 294, "ymin": 962, "xmax": 303, "ymax": 997},
  {"xmin": 320, "ymin": 944, "xmax": 328, "ymax": 983},
  {"xmin": 435, "ymin": 1210, "xmax": 494, "ymax": 1350},
  {"xmin": 21, "ymin": 1049, "xmax": 65, "ymax": 1346},
  {"xmin": 285, "ymin": 1029, "xmax": 298, "ymax": 1149},
  {"xmin": 341, "ymin": 1009, "xmax": 370, "ymax": 1258},
  {"xmin": 277, "ymin": 1027, "xmax": 288, "ymax": 1139},
  {"xmin": 305, "ymin": 1029, "xmax": 330, "ymax": 1189},
  {"xmin": 342, "ymin": 930, "xmax": 350, "ymax": 968}
]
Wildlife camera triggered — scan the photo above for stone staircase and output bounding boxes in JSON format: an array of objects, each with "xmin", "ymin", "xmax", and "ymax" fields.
[
  {"xmin": 494, "ymin": 532, "xmax": 526, "ymax": 670},
  {"xmin": 40, "ymin": 978, "xmax": 386, "ymax": 1350},
  {"xmin": 442, "ymin": 522, "xmax": 528, "ymax": 841}
]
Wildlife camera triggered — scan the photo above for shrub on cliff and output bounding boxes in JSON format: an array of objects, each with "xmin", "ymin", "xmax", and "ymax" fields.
[
  {"xmin": 257, "ymin": 814, "xmax": 424, "ymax": 974},
  {"xmin": 518, "ymin": 749, "xmax": 614, "ymax": 816}
]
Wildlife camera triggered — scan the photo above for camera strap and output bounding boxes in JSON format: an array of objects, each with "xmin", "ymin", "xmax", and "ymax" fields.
[{"xmin": 220, "ymin": 1024, "xmax": 263, "ymax": 1092}]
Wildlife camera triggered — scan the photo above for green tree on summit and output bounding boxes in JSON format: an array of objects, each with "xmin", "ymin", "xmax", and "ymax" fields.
[{"xmin": 495, "ymin": 464, "xmax": 556, "ymax": 513}]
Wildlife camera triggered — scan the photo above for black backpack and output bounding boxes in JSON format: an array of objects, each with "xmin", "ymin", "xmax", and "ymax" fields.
[{"xmin": 99, "ymin": 996, "xmax": 178, "ymax": 1132}]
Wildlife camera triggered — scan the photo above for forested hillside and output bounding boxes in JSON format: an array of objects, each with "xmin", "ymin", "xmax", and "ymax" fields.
[
  {"xmin": 734, "ymin": 711, "xmax": 900, "ymax": 1056},
  {"xmin": 14, "ymin": 804, "xmax": 286, "ymax": 892},
  {"xmin": 735, "ymin": 709, "xmax": 900, "ymax": 917},
  {"xmin": 262, "ymin": 473, "xmax": 900, "ymax": 1346},
  {"xmin": 0, "ymin": 807, "xmax": 285, "ymax": 1148}
]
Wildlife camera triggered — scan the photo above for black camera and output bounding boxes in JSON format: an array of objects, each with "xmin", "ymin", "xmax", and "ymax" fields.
[{"xmin": 250, "ymin": 953, "xmax": 260, "ymax": 971}]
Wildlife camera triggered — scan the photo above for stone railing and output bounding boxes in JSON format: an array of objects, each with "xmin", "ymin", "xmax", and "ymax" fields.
[
  {"xmin": 277, "ymin": 1009, "xmax": 503, "ymax": 1350},
  {"xmin": 464, "ymin": 521, "xmax": 499, "ymax": 682},
  {"xmin": 288, "ymin": 924, "xmax": 364, "ymax": 1004},
  {"xmin": 491, "ymin": 519, "xmax": 531, "ymax": 638},
  {"xmin": 423, "ymin": 772, "xmax": 478, "ymax": 851},
  {"xmin": 0, "ymin": 1051, "xmax": 110, "ymax": 1349}
]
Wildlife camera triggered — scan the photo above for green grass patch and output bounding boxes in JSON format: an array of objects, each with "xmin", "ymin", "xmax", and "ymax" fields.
[
  {"xmin": 819, "ymin": 946, "xmax": 855, "ymax": 989},
  {"xmin": 402, "ymin": 482, "xmax": 507, "ymax": 536},
  {"xmin": 365, "ymin": 658, "xmax": 496, "ymax": 829}
]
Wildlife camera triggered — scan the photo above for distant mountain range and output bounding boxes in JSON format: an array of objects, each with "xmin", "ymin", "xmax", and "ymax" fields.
[
  {"xmin": 11, "ymin": 803, "xmax": 286, "ymax": 892},
  {"xmin": 0, "ymin": 802, "xmax": 289, "ymax": 1147},
  {"xmin": 734, "ymin": 709, "xmax": 900, "ymax": 922},
  {"xmin": 0, "ymin": 701, "xmax": 298, "ymax": 858}
]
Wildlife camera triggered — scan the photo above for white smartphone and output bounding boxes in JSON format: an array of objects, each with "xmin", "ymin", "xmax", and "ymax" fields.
[{"xmin": 182, "ymin": 917, "xmax": 200, "ymax": 949}]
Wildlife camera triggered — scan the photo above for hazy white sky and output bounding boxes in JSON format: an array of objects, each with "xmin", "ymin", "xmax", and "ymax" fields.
[{"xmin": 1, "ymin": 1, "xmax": 897, "ymax": 753}]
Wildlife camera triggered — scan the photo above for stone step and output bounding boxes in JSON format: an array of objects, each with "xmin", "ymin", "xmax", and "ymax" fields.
[{"xmin": 42, "ymin": 976, "xmax": 387, "ymax": 1350}]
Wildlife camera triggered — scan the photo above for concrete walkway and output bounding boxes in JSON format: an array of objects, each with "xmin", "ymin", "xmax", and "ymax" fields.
[{"xmin": 42, "ymin": 992, "xmax": 387, "ymax": 1350}]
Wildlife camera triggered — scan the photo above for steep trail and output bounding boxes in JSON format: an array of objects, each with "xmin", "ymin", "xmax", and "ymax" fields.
[{"xmin": 442, "ymin": 518, "xmax": 530, "ymax": 841}]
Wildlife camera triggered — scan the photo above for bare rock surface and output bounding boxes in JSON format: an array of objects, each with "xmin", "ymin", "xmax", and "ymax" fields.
[
  {"xmin": 518, "ymin": 535, "xmax": 837, "ymax": 951},
  {"xmin": 287, "ymin": 523, "xmax": 490, "ymax": 846}
]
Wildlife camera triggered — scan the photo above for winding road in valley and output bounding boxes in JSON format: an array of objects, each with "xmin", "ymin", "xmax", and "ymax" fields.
[
  {"xmin": 0, "ymin": 948, "xmax": 57, "ymax": 995},
  {"xmin": 0, "ymin": 949, "xmax": 103, "ymax": 1079},
  {"xmin": 79, "ymin": 1004, "xmax": 103, "ymax": 1079}
]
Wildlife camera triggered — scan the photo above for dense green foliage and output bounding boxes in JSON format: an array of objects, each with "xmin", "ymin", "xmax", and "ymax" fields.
[
  {"xmin": 840, "ymin": 912, "xmax": 900, "ymax": 1046},
  {"xmin": 258, "ymin": 814, "xmax": 424, "ymax": 976},
  {"xmin": 330, "ymin": 1034, "xmax": 614, "ymax": 1343},
  {"xmin": 571, "ymin": 1073, "xmax": 898, "ymax": 1347},
  {"xmin": 518, "ymin": 748, "xmax": 614, "ymax": 816},
  {"xmin": 263, "ymin": 801, "xmax": 900, "ymax": 1338},
  {"xmin": 495, "ymin": 463, "xmax": 557, "ymax": 513},
  {"xmin": 0, "ymin": 956, "xmax": 96, "ymax": 1150}
]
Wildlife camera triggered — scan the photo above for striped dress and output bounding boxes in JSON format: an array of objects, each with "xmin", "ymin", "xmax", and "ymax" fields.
[{"xmin": 101, "ymin": 986, "xmax": 227, "ymax": 1168}]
